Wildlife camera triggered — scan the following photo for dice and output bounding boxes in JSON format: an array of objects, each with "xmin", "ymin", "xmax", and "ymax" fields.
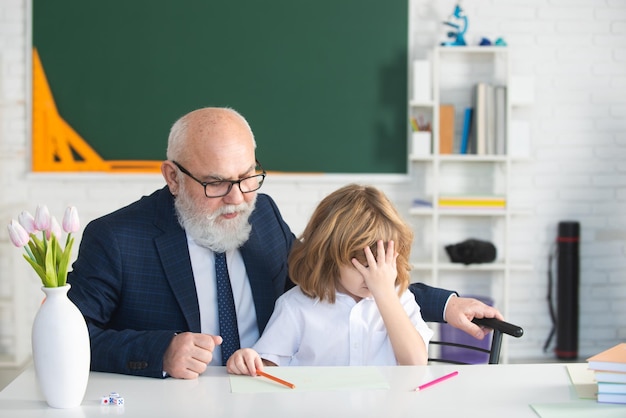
[{"xmin": 101, "ymin": 391, "xmax": 124, "ymax": 406}]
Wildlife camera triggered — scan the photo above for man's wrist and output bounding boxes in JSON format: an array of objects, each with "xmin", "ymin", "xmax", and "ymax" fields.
[
  {"xmin": 162, "ymin": 332, "xmax": 178, "ymax": 378},
  {"xmin": 442, "ymin": 292, "xmax": 458, "ymax": 323}
]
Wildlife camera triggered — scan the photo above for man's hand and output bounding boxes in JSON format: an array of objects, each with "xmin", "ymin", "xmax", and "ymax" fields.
[
  {"xmin": 444, "ymin": 296, "xmax": 504, "ymax": 340},
  {"xmin": 163, "ymin": 332, "xmax": 223, "ymax": 379}
]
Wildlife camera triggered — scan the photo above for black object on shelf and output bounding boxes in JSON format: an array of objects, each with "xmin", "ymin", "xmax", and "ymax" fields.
[{"xmin": 445, "ymin": 239, "xmax": 496, "ymax": 265}]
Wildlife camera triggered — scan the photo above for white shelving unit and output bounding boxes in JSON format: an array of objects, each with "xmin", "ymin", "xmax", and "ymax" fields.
[{"xmin": 408, "ymin": 47, "xmax": 532, "ymax": 362}]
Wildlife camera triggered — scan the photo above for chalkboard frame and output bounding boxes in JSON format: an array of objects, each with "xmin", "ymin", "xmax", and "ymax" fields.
[{"xmin": 32, "ymin": 0, "xmax": 408, "ymax": 174}]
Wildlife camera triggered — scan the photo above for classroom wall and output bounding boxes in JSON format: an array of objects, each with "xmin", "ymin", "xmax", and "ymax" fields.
[{"xmin": 0, "ymin": 0, "xmax": 624, "ymax": 363}]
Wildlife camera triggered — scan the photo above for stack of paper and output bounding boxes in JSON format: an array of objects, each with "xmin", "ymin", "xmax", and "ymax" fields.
[
  {"xmin": 438, "ymin": 195, "xmax": 506, "ymax": 209},
  {"xmin": 587, "ymin": 343, "xmax": 626, "ymax": 404}
]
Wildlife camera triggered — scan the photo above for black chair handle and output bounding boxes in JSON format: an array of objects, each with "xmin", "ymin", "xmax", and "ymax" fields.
[{"xmin": 472, "ymin": 317, "xmax": 524, "ymax": 338}]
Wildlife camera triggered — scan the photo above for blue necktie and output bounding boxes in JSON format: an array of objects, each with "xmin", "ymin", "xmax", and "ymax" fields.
[{"xmin": 214, "ymin": 251, "xmax": 240, "ymax": 365}]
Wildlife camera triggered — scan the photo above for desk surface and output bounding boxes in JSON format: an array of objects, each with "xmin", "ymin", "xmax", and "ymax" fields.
[{"xmin": 0, "ymin": 363, "xmax": 618, "ymax": 417}]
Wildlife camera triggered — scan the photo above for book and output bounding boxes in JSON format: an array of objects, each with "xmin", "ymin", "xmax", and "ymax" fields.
[
  {"xmin": 472, "ymin": 83, "xmax": 487, "ymax": 155},
  {"xmin": 597, "ymin": 392, "xmax": 626, "ymax": 404},
  {"xmin": 438, "ymin": 195, "xmax": 506, "ymax": 202},
  {"xmin": 438, "ymin": 195, "xmax": 506, "ymax": 209},
  {"xmin": 438, "ymin": 199, "xmax": 506, "ymax": 207},
  {"xmin": 460, "ymin": 107, "xmax": 473, "ymax": 154},
  {"xmin": 412, "ymin": 198, "xmax": 433, "ymax": 208},
  {"xmin": 597, "ymin": 382, "xmax": 626, "ymax": 394},
  {"xmin": 439, "ymin": 104, "xmax": 454, "ymax": 154},
  {"xmin": 485, "ymin": 83, "xmax": 496, "ymax": 155},
  {"xmin": 565, "ymin": 364, "xmax": 597, "ymax": 400},
  {"xmin": 595, "ymin": 370, "xmax": 626, "ymax": 383},
  {"xmin": 587, "ymin": 343, "xmax": 626, "ymax": 373},
  {"xmin": 494, "ymin": 85, "xmax": 507, "ymax": 155}
]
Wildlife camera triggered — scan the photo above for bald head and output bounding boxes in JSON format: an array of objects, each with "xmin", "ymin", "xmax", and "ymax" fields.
[{"xmin": 166, "ymin": 107, "xmax": 256, "ymax": 163}]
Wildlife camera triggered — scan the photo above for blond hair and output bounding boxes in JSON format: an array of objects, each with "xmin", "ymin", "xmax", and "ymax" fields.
[{"xmin": 288, "ymin": 184, "xmax": 413, "ymax": 303}]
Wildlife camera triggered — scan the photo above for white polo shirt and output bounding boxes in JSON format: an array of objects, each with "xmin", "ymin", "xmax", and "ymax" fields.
[{"xmin": 254, "ymin": 286, "xmax": 433, "ymax": 366}]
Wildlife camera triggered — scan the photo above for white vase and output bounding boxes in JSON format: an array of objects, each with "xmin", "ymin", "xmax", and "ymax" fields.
[{"xmin": 31, "ymin": 284, "xmax": 91, "ymax": 408}]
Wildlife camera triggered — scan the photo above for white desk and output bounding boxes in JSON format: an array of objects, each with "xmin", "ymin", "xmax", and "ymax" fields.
[{"xmin": 0, "ymin": 363, "xmax": 620, "ymax": 417}]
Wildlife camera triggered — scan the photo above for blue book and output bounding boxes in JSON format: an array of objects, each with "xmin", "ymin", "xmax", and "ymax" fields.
[{"xmin": 460, "ymin": 107, "xmax": 473, "ymax": 154}]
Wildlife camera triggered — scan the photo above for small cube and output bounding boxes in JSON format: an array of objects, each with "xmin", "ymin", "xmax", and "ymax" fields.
[
  {"xmin": 115, "ymin": 397, "xmax": 124, "ymax": 406},
  {"xmin": 100, "ymin": 396, "xmax": 110, "ymax": 405}
]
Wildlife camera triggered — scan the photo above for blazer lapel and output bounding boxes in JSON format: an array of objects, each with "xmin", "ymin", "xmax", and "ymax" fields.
[{"xmin": 154, "ymin": 188, "xmax": 201, "ymax": 332}]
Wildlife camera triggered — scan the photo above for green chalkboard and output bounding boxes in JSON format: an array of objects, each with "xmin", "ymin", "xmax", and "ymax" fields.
[{"xmin": 33, "ymin": 0, "xmax": 407, "ymax": 173}]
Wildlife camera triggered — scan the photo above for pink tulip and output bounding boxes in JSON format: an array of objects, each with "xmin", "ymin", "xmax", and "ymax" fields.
[
  {"xmin": 18, "ymin": 211, "xmax": 38, "ymax": 234},
  {"xmin": 47, "ymin": 216, "xmax": 62, "ymax": 240},
  {"xmin": 34, "ymin": 205, "xmax": 51, "ymax": 231},
  {"xmin": 62, "ymin": 206, "xmax": 80, "ymax": 233},
  {"xmin": 10, "ymin": 204, "xmax": 82, "ymax": 288},
  {"xmin": 7, "ymin": 220, "xmax": 30, "ymax": 247}
]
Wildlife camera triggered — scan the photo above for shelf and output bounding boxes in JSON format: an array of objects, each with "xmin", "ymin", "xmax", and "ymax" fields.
[
  {"xmin": 408, "ymin": 44, "xmax": 532, "ymax": 347},
  {"xmin": 408, "ymin": 154, "xmax": 434, "ymax": 162},
  {"xmin": 437, "ymin": 262, "xmax": 535, "ymax": 271},
  {"xmin": 409, "ymin": 207, "xmax": 433, "ymax": 216},
  {"xmin": 410, "ymin": 208, "xmax": 506, "ymax": 216},
  {"xmin": 409, "ymin": 154, "xmax": 531, "ymax": 163},
  {"xmin": 437, "ymin": 208, "xmax": 506, "ymax": 216},
  {"xmin": 438, "ymin": 155, "xmax": 508, "ymax": 162},
  {"xmin": 436, "ymin": 46, "xmax": 509, "ymax": 55},
  {"xmin": 411, "ymin": 262, "xmax": 507, "ymax": 271},
  {"xmin": 409, "ymin": 155, "xmax": 514, "ymax": 163},
  {"xmin": 409, "ymin": 100, "xmax": 435, "ymax": 108},
  {"xmin": 438, "ymin": 263, "xmax": 507, "ymax": 271},
  {"xmin": 410, "ymin": 208, "xmax": 533, "ymax": 217},
  {"xmin": 411, "ymin": 262, "xmax": 533, "ymax": 272}
]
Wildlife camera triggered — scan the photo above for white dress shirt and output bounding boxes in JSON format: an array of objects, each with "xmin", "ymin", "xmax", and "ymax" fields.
[
  {"xmin": 254, "ymin": 286, "xmax": 433, "ymax": 366},
  {"xmin": 187, "ymin": 235, "xmax": 259, "ymax": 366}
]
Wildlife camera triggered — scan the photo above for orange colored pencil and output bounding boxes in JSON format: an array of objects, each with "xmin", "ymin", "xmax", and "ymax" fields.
[{"xmin": 256, "ymin": 369, "xmax": 296, "ymax": 389}]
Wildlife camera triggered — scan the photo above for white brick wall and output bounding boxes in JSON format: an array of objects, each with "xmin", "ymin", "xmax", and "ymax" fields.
[{"xmin": 0, "ymin": 0, "xmax": 624, "ymax": 364}]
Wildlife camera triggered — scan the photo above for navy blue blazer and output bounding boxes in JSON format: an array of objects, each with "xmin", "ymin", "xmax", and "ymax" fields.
[{"xmin": 68, "ymin": 187, "xmax": 452, "ymax": 377}]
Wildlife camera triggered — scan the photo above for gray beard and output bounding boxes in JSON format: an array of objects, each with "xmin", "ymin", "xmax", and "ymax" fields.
[{"xmin": 174, "ymin": 187, "xmax": 256, "ymax": 253}]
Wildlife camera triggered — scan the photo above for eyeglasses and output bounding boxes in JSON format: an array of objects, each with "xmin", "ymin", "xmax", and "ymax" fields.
[{"xmin": 171, "ymin": 160, "xmax": 266, "ymax": 198}]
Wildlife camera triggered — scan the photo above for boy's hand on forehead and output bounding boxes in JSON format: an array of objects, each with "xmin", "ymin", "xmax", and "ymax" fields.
[{"xmin": 352, "ymin": 240, "xmax": 398, "ymax": 298}]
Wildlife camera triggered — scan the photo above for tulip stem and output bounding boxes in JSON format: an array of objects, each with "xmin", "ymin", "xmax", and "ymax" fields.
[{"xmin": 24, "ymin": 245, "xmax": 35, "ymax": 262}]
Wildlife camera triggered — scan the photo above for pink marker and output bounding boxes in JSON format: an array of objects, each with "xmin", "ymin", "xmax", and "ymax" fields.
[{"xmin": 414, "ymin": 370, "xmax": 459, "ymax": 391}]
